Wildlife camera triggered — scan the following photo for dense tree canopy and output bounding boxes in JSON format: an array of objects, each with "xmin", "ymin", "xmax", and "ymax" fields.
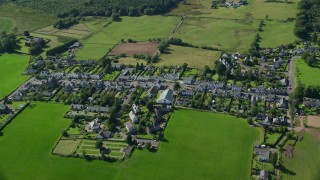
[
  {"xmin": 0, "ymin": 32, "xmax": 17, "ymax": 53},
  {"xmin": 3, "ymin": 0, "xmax": 181, "ymax": 17},
  {"xmin": 295, "ymin": 0, "xmax": 320, "ymax": 40}
]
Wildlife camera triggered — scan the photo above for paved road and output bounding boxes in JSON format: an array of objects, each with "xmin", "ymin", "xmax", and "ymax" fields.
[{"xmin": 288, "ymin": 56, "xmax": 295, "ymax": 94}]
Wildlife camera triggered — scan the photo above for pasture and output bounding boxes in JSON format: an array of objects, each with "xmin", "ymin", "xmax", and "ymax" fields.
[
  {"xmin": 109, "ymin": 42, "xmax": 159, "ymax": 56},
  {"xmin": 0, "ymin": 3, "xmax": 57, "ymax": 33},
  {"xmin": 0, "ymin": 17, "xmax": 14, "ymax": 33},
  {"xmin": 175, "ymin": 17, "xmax": 259, "ymax": 52},
  {"xmin": 259, "ymin": 20, "xmax": 296, "ymax": 48},
  {"xmin": 159, "ymin": 45, "xmax": 221, "ymax": 68},
  {"xmin": 34, "ymin": 23, "xmax": 93, "ymax": 39},
  {"xmin": 0, "ymin": 104, "xmax": 260, "ymax": 179},
  {"xmin": 0, "ymin": 53, "xmax": 29, "ymax": 100},
  {"xmin": 171, "ymin": 0, "xmax": 299, "ymax": 21},
  {"xmin": 282, "ymin": 129, "xmax": 320, "ymax": 180},
  {"xmin": 76, "ymin": 16, "xmax": 179, "ymax": 60},
  {"xmin": 295, "ymin": 58, "xmax": 320, "ymax": 86}
]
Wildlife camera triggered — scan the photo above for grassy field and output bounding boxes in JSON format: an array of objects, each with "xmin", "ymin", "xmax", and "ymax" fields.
[
  {"xmin": 35, "ymin": 23, "xmax": 93, "ymax": 39},
  {"xmin": 259, "ymin": 20, "xmax": 296, "ymax": 48},
  {"xmin": 0, "ymin": 16, "xmax": 14, "ymax": 33},
  {"xmin": 0, "ymin": 3, "xmax": 57, "ymax": 33},
  {"xmin": 171, "ymin": 0, "xmax": 299, "ymax": 21},
  {"xmin": 159, "ymin": 45, "xmax": 221, "ymax": 68},
  {"xmin": 0, "ymin": 53, "xmax": 29, "ymax": 100},
  {"xmin": 0, "ymin": 104, "xmax": 260, "ymax": 179},
  {"xmin": 76, "ymin": 16, "xmax": 179, "ymax": 60},
  {"xmin": 175, "ymin": 17, "xmax": 259, "ymax": 52},
  {"xmin": 295, "ymin": 57, "xmax": 320, "ymax": 86},
  {"xmin": 282, "ymin": 129, "xmax": 320, "ymax": 180}
]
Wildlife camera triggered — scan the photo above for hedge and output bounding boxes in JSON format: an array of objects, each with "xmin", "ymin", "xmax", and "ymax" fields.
[{"xmin": 46, "ymin": 39, "xmax": 77, "ymax": 56}]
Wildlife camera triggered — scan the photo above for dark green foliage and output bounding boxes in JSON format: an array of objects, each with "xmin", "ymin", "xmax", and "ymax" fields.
[
  {"xmin": 294, "ymin": 0, "xmax": 320, "ymax": 39},
  {"xmin": 301, "ymin": 52, "xmax": 317, "ymax": 66},
  {"xmin": 54, "ymin": 17, "xmax": 79, "ymax": 29},
  {"xmin": 0, "ymin": 32, "xmax": 17, "ymax": 53},
  {"xmin": 46, "ymin": 39, "xmax": 77, "ymax": 56},
  {"xmin": 3, "ymin": 0, "xmax": 181, "ymax": 17}
]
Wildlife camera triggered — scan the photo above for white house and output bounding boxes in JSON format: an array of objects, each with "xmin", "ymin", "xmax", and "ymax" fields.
[
  {"xmin": 129, "ymin": 111, "xmax": 138, "ymax": 123},
  {"xmin": 86, "ymin": 118, "xmax": 100, "ymax": 132},
  {"xmin": 125, "ymin": 121, "xmax": 135, "ymax": 133},
  {"xmin": 157, "ymin": 89, "xmax": 174, "ymax": 104},
  {"xmin": 132, "ymin": 103, "xmax": 140, "ymax": 114}
]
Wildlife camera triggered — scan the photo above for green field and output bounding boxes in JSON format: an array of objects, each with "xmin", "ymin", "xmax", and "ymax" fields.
[
  {"xmin": 295, "ymin": 57, "xmax": 320, "ymax": 86},
  {"xmin": 282, "ymin": 130, "xmax": 320, "ymax": 180},
  {"xmin": 0, "ymin": 16, "xmax": 14, "ymax": 33},
  {"xmin": 76, "ymin": 16, "xmax": 179, "ymax": 60},
  {"xmin": 0, "ymin": 3, "xmax": 57, "ymax": 33},
  {"xmin": 0, "ymin": 53, "xmax": 29, "ymax": 99},
  {"xmin": 260, "ymin": 20, "xmax": 296, "ymax": 48},
  {"xmin": 159, "ymin": 45, "xmax": 221, "ymax": 68},
  {"xmin": 175, "ymin": 17, "xmax": 259, "ymax": 52},
  {"xmin": 172, "ymin": 0, "xmax": 299, "ymax": 21},
  {"xmin": 0, "ymin": 104, "xmax": 260, "ymax": 179}
]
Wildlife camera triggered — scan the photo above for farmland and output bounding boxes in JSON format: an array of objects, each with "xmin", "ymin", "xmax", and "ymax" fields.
[
  {"xmin": 76, "ymin": 16, "xmax": 179, "ymax": 60},
  {"xmin": 295, "ymin": 58, "xmax": 320, "ymax": 86},
  {"xmin": 0, "ymin": 104, "xmax": 259, "ymax": 179},
  {"xmin": 259, "ymin": 20, "xmax": 296, "ymax": 48},
  {"xmin": 109, "ymin": 42, "xmax": 159, "ymax": 56},
  {"xmin": 159, "ymin": 45, "xmax": 221, "ymax": 68},
  {"xmin": 0, "ymin": 3, "xmax": 57, "ymax": 33},
  {"xmin": 174, "ymin": 17, "xmax": 259, "ymax": 52},
  {"xmin": 0, "ymin": 17, "xmax": 14, "ymax": 33},
  {"xmin": 282, "ymin": 130, "xmax": 320, "ymax": 180},
  {"xmin": 35, "ymin": 23, "xmax": 93, "ymax": 39},
  {"xmin": 0, "ymin": 54, "xmax": 29, "ymax": 100}
]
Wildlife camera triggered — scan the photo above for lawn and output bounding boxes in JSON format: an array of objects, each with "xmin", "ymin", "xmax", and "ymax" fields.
[
  {"xmin": 175, "ymin": 17, "xmax": 259, "ymax": 52},
  {"xmin": 103, "ymin": 71, "xmax": 120, "ymax": 81},
  {"xmin": 295, "ymin": 57, "xmax": 320, "ymax": 86},
  {"xmin": 260, "ymin": 20, "xmax": 296, "ymax": 48},
  {"xmin": 0, "ymin": 3, "xmax": 57, "ymax": 33},
  {"xmin": 0, "ymin": 104, "xmax": 260, "ymax": 179},
  {"xmin": 53, "ymin": 139, "xmax": 81, "ymax": 155},
  {"xmin": 159, "ymin": 45, "xmax": 221, "ymax": 68},
  {"xmin": 0, "ymin": 16, "xmax": 14, "ymax": 33},
  {"xmin": 0, "ymin": 53, "xmax": 29, "ymax": 100},
  {"xmin": 76, "ymin": 16, "xmax": 179, "ymax": 60},
  {"xmin": 282, "ymin": 129, "xmax": 320, "ymax": 180},
  {"xmin": 265, "ymin": 132, "xmax": 282, "ymax": 146}
]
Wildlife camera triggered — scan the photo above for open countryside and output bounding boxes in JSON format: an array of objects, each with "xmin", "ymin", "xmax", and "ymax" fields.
[{"xmin": 0, "ymin": 0, "xmax": 320, "ymax": 179}]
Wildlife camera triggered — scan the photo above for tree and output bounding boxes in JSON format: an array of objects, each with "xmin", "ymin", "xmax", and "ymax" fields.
[
  {"xmin": 270, "ymin": 152, "xmax": 278, "ymax": 167},
  {"xmin": 146, "ymin": 100, "xmax": 154, "ymax": 112},
  {"xmin": 158, "ymin": 41, "xmax": 169, "ymax": 53},
  {"xmin": 111, "ymin": 13, "xmax": 121, "ymax": 21},
  {"xmin": 216, "ymin": 62, "xmax": 226, "ymax": 76},
  {"xmin": 145, "ymin": 142, "xmax": 151, "ymax": 151},
  {"xmin": 62, "ymin": 130, "xmax": 68, "ymax": 137},
  {"xmin": 247, "ymin": 117, "xmax": 253, "ymax": 125},
  {"xmin": 95, "ymin": 140, "xmax": 103, "ymax": 149},
  {"xmin": 173, "ymin": 82, "xmax": 181, "ymax": 91},
  {"xmin": 23, "ymin": 31, "xmax": 30, "ymax": 37},
  {"xmin": 126, "ymin": 134, "xmax": 133, "ymax": 145},
  {"xmin": 286, "ymin": 131, "xmax": 293, "ymax": 139}
]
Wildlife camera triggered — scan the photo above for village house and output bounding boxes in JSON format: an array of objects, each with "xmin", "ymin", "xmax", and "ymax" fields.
[
  {"xmin": 125, "ymin": 121, "xmax": 136, "ymax": 133},
  {"xmin": 147, "ymin": 116, "xmax": 161, "ymax": 133},
  {"xmin": 147, "ymin": 86, "xmax": 159, "ymax": 97},
  {"xmin": 0, "ymin": 103, "xmax": 10, "ymax": 114},
  {"xmin": 96, "ymin": 130, "xmax": 112, "ymax": 139},
  {"xmin": 254, "ymin": 146, "xmax": 270, "ymax": 162},
  {"xmin": 157, "ymin": 89, "xmax": 174, "ymax": 104},
  {"xmin": 86, "ymin": 118, "xmax": 101, "ymax": 132},
  {"xmin": 129, "ymin": 111, "xmax": 138, "ymax": 123}
]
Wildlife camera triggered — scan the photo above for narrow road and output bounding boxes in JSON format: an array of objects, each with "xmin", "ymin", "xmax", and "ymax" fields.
[
  {"xmin": 169, "ymin": 16, "xmax": 185, "ymax": 39},
  {"xmin": 288, "ymin": 56, "xmax": 295, "ymax": 94}
]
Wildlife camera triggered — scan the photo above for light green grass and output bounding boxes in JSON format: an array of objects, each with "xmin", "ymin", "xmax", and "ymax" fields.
[
  {"xmin": 0, "ymin": 104, "xmax": 260, "ymax": 179},
  {"xmin": 265, "ymin": 132, "xmax": 282, "ymax": 146},
  {"xmin": 282, "ymin": 130, "xmax": 320, "ymax": 180},
  {"xmin": 260, "ymin": 20, "xmax": 296, "ymax": 48},
  {"xmin": 0, "ymin": 53, "xmax": 29, "ymax": 99},
  {"xmin": 76, "ymin": 16, "xmax": 179, "ymax": 60},
  {"xmin": 172, "ymin": 0, "xmax": 299, "ymax": 21},
  {"xmin": 53, "ymin": 139, "xmax": 81, "ymax": 155},
  {"xmin": 0, "ymin": 16, "xmax": 14, "ymax": 33},
  {"xmin": 0, "ymin": 3, "xmax": 57, "ymax": 33},
  {"xmin": 175, "ymin": 17, "xmax": 259, "ymax": 52},
  {"xmin": 103, "ymin": 71, "xmax": 120, "ymax": 81},
  {"xmin": 159, "ymin": 45, "xmax": 221, "ymax": 68},
  {"xmin": 295, "ymin": 57, "xmax": 320, "ymax": 87}
]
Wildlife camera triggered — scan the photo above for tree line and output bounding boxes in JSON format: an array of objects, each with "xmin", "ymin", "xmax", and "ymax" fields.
[
  {"xmin": 0, "ymin": 32, "xmax": 17, "ymax": 53},
  {"xmin": 3, "ymin": 0, "xmax": 181, "ymax": 18}
]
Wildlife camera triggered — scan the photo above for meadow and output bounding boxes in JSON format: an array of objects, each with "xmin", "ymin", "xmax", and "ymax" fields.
[
  {"xmin": 295, "ymin": 58, "xmax": 320, "ymax": 86},
  {"xmin": 0, "ymin": 17, "xmax": 14, "ymax": 33},
  {"xmin": 282, "ymin": 129, "xmax": 320, "ymax": 180},
  {"xmin": 76, "ymin": 16, "xmax": 180, "ymax": 60},
  {"xmin": 175, "ymin": 17, "xmax": 259, "ymax": 52},
  {"xmin": 259, "ymin": 20, "xmax": 296, "ymax": 48},
  {"xmin": 0, "ymin": 3, "xmax": 57, "ymax": 33},
  {"xmin": 0, "ymin": 53, "xmax": 29, "ymax": 100},
  {"xmin": 0, "ymin": 104, "xmax": 260, "ymax": 179},
  {"xmin": 159, "ymin": 45, "xmax": 221, "ymax": 68}
]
